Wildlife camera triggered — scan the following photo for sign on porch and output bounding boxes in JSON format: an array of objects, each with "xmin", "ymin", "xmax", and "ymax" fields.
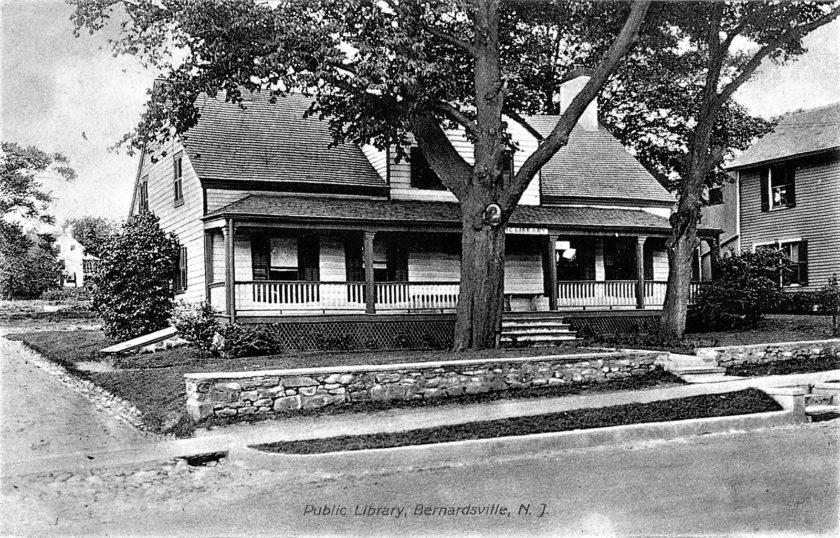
[{"xmin": 508, "ymin": 227, "xmax": 549, "ymax": 235}]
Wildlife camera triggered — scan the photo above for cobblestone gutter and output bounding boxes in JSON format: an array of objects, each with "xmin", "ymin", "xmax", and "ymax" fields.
[
  {"xmin": 696, "ymin": 339, "xmax": 840, "ymax": 368},
  {"xmin": 184, "ymin": 351, "xmax": 667, "ymax": 422}
]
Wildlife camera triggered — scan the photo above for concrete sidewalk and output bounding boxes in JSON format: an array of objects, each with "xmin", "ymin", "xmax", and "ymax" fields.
[{"xmin": 4, "ymin": 368, "xmax": 837, "ymax": 479}]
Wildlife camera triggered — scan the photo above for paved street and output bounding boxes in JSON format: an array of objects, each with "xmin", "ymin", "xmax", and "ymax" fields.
[
  {"xmin": 0, "ymin": 336, "xmax": 152, "ymax": 470},
  {"xmin": 2, "ymin": 421, "xmax": 836, "ymax": 536}
]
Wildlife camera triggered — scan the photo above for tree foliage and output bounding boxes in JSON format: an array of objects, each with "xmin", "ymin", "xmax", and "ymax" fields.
[
  {"xmin": 1, "ymin": 141, "xmax": 76, "ymax": 224},
  {"xmin": 66, "ymin": 216, "xmax": 120, "ymax": 258},
  {"xmin": 72, "ymin": 0, "xmax": 652, "ymax": 350},
  {"xmin": 0, "ymin": 222, "xmax": 62, "ymax": 299},
  {"xmin": 91, "ymin": 212, "xmax": 180, "ymax": 340}
]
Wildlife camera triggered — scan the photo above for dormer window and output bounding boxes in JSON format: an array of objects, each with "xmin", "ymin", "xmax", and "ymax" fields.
[
  {"xmin": 410, "ymin": 147, "xmax": 446, "ymax": 190},
  {"xmin": 761, "ymin": 165, "xmax": 795, "ymax": 211},
  {"xmin": 173, "ymin": 152, "xmax": 184, "ymax": 206}
]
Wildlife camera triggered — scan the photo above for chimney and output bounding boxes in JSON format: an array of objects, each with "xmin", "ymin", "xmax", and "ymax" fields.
[{"xmin": 558, "ymin": 68, "xmax": 598, "ymax": 131}]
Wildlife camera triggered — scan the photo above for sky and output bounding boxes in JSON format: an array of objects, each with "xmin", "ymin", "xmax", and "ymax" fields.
[{"xmin": 1, "ymin": 0, "xmax": 839, "ymax": 225}]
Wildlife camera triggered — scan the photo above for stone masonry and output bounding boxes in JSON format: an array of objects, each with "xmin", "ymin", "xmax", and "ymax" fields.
[
  {"xmin": 184, "ymin": 351, "xmax": 665, "ymax": 422},
  {"xmin": 696, "ymin": 339, "xmax": 840, "ymax": 369}
]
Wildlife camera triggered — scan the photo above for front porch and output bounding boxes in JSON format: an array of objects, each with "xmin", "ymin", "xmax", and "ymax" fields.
[{"xmin": 201, "ymin": 195, "xmax": 719, "ymax": 322}]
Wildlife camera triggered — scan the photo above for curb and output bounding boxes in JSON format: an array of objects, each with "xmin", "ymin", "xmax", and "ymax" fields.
[{"xmin": 228, "ymin": 406, "xmax": 805, "ymax": 476}]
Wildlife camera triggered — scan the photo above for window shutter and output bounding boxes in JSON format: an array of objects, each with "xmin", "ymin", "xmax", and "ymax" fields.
[
  {"xmin": 345, "ymin": 236, "xmax": 364, "ymax": 282},
  {"xmin": 410, "ymin": 147, "xmax": 423, "ymax": 188},
  {"xmin": 298, "ymin": 236, "xmax": 320, "ymax": 281},
  {"xmin": 386, "ymin": 241, "xmax": 408, "ymax": 282},
  {"xmin": 799, "ymin": 240, "xmax": 808, "ymax": 286},
  {"xmin": 787, "ymin": 169, "xmax": 796, "ymax": 208},
  {"xmin": 759, "ymin": 169, "xmax": 769, "ymax": 212},
  {"xmin": 251, "ymin": 235, "xmax": 269, "ymax": 280}
]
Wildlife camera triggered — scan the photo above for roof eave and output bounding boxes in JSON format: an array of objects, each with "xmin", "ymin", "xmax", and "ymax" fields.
[{"xmin": 727, "ymin": 146, "xmax": 840, "ymax": 171}]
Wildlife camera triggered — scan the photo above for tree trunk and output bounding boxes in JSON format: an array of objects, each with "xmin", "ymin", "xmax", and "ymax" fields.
[
  {"xmin": 453, "ymin": 199, "xmax": 506, "ymax": 351},
  {"xmin": 661, "ymin": 224, "xmax": 698, "ymax": 339}
]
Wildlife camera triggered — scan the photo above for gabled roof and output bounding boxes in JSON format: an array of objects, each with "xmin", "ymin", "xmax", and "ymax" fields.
[
  {"xmin": 204, "ymin": 194, "xmax": 720, "ymax": 236},
  {"xmin": 728, "ymin": 103, "xmax": 840, "ymax": 170},
  {"xmin": 523, "ymin": 116, "xmax": 675, "ymax": 205},
  {"xmin": 181, "ymin": 92, "xmax": 386, "ymax": 189}
]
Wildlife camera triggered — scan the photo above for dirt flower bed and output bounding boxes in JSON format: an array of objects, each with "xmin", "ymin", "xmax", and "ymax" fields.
[
  {"xmin": 726, "ymin": 355, "xmax": 840, "ymax": 377},
  {"xmin": 253, "ymin": 388, "xmax": 782, "ymax": 455}
]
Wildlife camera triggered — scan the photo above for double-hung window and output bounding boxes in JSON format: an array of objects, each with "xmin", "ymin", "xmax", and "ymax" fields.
[
  {"xmin": 779, "ymin": 240, "xmax": 808, "ymax": 286},
  {"xmin": 173, "ymin": 153, "xmax": 184, "ymax": 206},
  {"xmin": 761, "ymin": 166, "xmax": 795, "ymax": 210},
  {"xmin": 139, "ymin": 175, "xmax": 149, "ymax": 213},
  {"xmin": 410, "ymin": 147, "xmax": 446, "ymax": 190}
]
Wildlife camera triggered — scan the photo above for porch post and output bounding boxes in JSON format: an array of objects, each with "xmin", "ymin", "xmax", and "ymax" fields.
[
  {"xmin": 204, "ymin": 230, "xmax": 214, "ymax": 302},
  {"xmin": 546, "ymin": 235, "xmax": 559, "ymax": 310},
  {"xmin": 224, "ymin": 218, "xmax": 236, "ymax": 322},
  {"xmin": 635, "ymin": 236, "xmax": 647, "ymax": 310},
  {"xmin": 364, "ymin": 231, "xmax": 376, "ymax": 314}
]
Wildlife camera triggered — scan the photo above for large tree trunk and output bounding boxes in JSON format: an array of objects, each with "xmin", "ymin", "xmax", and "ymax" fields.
[
  {"xmin": 453, "ymin": 198, "xmax": 506, "ymax": 351},
  {"xmin": 661, "ymin": 216, "xmax": 699, "ymax": 339}
]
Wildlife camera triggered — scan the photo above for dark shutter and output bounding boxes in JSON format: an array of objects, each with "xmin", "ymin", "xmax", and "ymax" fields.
[
  {"xmin": 298, "ymin": 236, "xmax": 320, "ymax": 281},
  {"xmin": 760, "ymin": 169, "xmax": 769, "ymax": 212},
  {"xmin": 799, "ymin": 240, "xmax": 808, "ymax": 286},
  {"xmin": 386, "ymin": 241, "xmax": 409, "ymax": 282},
  {"xmin": 787, "ymin": 168, "xmax": 796, "ymax": 208},
  {"xmin": 251, "ymin": 235, "xmax": 269, "ymax": 280},
  {"xmin": 345, "ymin": 235, "xmax": 364, "ymax": 282},
  {"xmin": 643, "ymin": 244, "xmax": 654, "ymax": 281}
]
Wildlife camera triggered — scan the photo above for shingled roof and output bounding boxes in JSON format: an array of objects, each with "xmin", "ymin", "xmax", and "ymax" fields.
[
  {"xmin": 523, "ymin": 116, "xmax": 675, "ymax": 205},
  {"xmin": 181, "ymin": 92, "xmax": 385, "ymax": 189},
  {"xmin": 728, "ymin": 103, "xmax": 840, "ymax": 170},
  {"xmin": 204, "ymin": 194, "xmax": 719, "ymax": 236}
]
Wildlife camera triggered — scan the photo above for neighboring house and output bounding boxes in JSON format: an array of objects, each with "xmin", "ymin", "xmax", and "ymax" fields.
[
  {"xmin": 129, "ymin": 75, "xmax": 719, "ymax": 323},
  {"xmin": 723, "ymin": 103, "xmax": 840, "ymax": 291},
  {"xmin": 55, "ymin": 232, "xmax": 100, "ymax": 288}
]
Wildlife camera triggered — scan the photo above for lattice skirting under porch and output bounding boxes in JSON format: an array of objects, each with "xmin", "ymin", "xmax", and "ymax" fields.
[
  {"xmin": 565, "ymin": 314, "xmax": 661, "ymax": 335},
  {"xmin": 246, "ymin": 317, "xmax": 456, "ymax": 351}
]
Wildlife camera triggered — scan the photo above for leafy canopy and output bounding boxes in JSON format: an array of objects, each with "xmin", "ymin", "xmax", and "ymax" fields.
[{"xmin": 1, "ymin": 141, "xmax": 76, "ymax": 224}]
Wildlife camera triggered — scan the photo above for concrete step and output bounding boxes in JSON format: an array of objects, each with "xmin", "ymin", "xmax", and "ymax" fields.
[
  {"xmin": 667, "ymin": 365, "xmax": 727, "ymax": 375},
  {"xmin": 501, "ymin": 327, "xmax": 575, "ymax": 336},
  {"xmin": 502, "ymin": 320, "xmax": 571, "ymax": 329},
  {"xmin": 679, "ymin": 374, "xmax": 745, "ymax": 384},
  {"xmin": 806, "ymin": 405, "xmax": 840, "ymax": 422},
  {"xmin": 500, "ymin": 334, "xmax": 579, "ymax": 343}
]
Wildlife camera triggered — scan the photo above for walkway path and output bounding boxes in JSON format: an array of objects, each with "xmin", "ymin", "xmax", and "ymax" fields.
[{"xmin": 0, "ymin": 336, "xmax": 153, "ymax": 473}]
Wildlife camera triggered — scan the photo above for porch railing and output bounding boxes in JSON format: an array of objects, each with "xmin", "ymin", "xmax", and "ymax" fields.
[
  {"xmin": 225, "ymin": 280, "xmax": 706, "ymax": 314},
  {"xmin": 375, "ymin": 282, "xmax": 460, "ymax": 312}
]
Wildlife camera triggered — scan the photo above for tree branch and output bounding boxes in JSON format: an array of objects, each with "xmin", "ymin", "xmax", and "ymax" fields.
[
  {"xmin": 715, "ymin": 6, "xmax": 840, "ymax": 110},
  {"xmin": 409, "ymin": 112, "xmax": 472, "ymax": 200},
  {"xmin": 424, "ymin": 25, "xmax": 477, "ymax": 56},
  {"xmin": 431, "ymin": 101, "xmax": 479, "ymax": 136},
  {"xmin": 499, "ymin": 0, "xmax": 652, "ymax": 211},
  {"xmin": 504, "ymin": 109, "xmax": 543, "ymax": 141}
]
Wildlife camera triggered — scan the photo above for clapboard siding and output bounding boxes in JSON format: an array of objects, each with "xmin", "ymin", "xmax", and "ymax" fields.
[
  {"xmin": 390, "ymin": 121, "xmax": 541, "ymax": 205},
  {"xmin": 504, "ymin": 254, "xmax": 544, "ymax": 294},
  {"xmin": 740, "ymin": 159, "xmax": 840, "ymax": 290},
  {"xmin": 320, "ymin": 236, "xmax": 347, "ymax": 281},
  {"xmin": 653, "ymin": 248, "xmax": 668, "ymax": 281},
  {"xmin": 361, "ymin": 145, "xmax": 388, "ymax": 181},
  {"xmin": 135, "ymin": 139, "xmax": 206, "ymax": 304},
  {"xmin": 206, "ymin": 188, "xmax": 254, "ymax": 213},
  {"xmin": 409, "ymin": 251, "xmax": 461, "ymax": 282}
]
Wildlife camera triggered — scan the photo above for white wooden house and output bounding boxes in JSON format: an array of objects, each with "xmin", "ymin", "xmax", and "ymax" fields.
[
  {"xmin": 129, "ymin": 75, "xmax": 718, "ymax": 325},
  {"xmin": 55, "ymin": 232, "xmax": 99, "ymax": 288}
]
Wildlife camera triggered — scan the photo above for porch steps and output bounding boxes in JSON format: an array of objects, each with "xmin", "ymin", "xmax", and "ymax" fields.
[
  {"xmin": 805, "ymin": 389, "xmax": 840, "ymax": 421},
  {"xmin": 500, "ymin": 316, "xmax": 578, "ymax": 347}
]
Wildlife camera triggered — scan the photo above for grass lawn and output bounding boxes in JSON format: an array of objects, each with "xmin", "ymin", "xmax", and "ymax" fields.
[
  {"xmin": 8, "ymin": 329, "xmax": 647, "ymax": 436},
  {"xmin": 253, "ymin": 388, "xmax": 781, "ymax": 454}
]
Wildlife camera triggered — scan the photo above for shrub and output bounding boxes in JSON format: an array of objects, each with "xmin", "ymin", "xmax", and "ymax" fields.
[
  {"xmin": 214, "ymin": 323, "xmax": 282, "ymax": 358},
  {"xmin": 693, "ymin": 249, "xmax": 788, "ymax": 330},
  {"xmin": 171, "ymin": 301, "xmax": 220, "ymax": 356},
  {"xmin": 774, "ymin": 291, "xmax": 821, "ymax": 315},
  {"xmin": 91, "ymin": 213, "xmax": 180, "ymax": 341},
  {"xmin": 817, "ymin": 274, "xmax": 840, "ymax": 336},
  {"xmin": 39, "ymin": 287, "xmax": 92, "ymax": 302}
]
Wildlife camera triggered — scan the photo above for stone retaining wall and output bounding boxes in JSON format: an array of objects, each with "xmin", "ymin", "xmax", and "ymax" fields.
[
  {"xmin": 184, "ymin": 351, "xmax": 666, "ymax": 422},
  {"xmin": 696, "ymin": 339, "xmax": 840, "ymax": 368}
]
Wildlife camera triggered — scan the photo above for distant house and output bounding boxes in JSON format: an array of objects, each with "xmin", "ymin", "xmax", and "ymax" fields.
[
  {"xmin": 721, "ymin": 104, "xmax": 840, "ymax": 291},
  {"xmin": 128, "ymin": 76, "xmax": 719, "ymax": 325},
  {"xmin": 55, "ymin": 233, "xmax": 99, "ymax": 288}
]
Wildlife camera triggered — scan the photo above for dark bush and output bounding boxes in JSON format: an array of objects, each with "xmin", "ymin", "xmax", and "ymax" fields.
[
  {"xmin": 771, "ymin": 291, "xmax": 821, "ymax": 315},
  {"xmin": 0, "ymin": 223, "xmax": 62, "ymax": 299},
  {"xmin": 817, "ymin": 274, "xmax": 840, "ymax": 336},
  {"xmin": 216, "ymin": 323, "xmax": 282, "ymax": 358},
  {"xmin": 91, "ymin": 213, "xmax": 180, "ymax": 340},
  {"xmin": 693, "ymin": 249, "xmax": 788, "ymax": 330}
]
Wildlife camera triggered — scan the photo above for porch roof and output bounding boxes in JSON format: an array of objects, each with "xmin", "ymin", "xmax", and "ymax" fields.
[{"xmin": 204, "ymin": 194, "xmax": 721, "ymax": 237}]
